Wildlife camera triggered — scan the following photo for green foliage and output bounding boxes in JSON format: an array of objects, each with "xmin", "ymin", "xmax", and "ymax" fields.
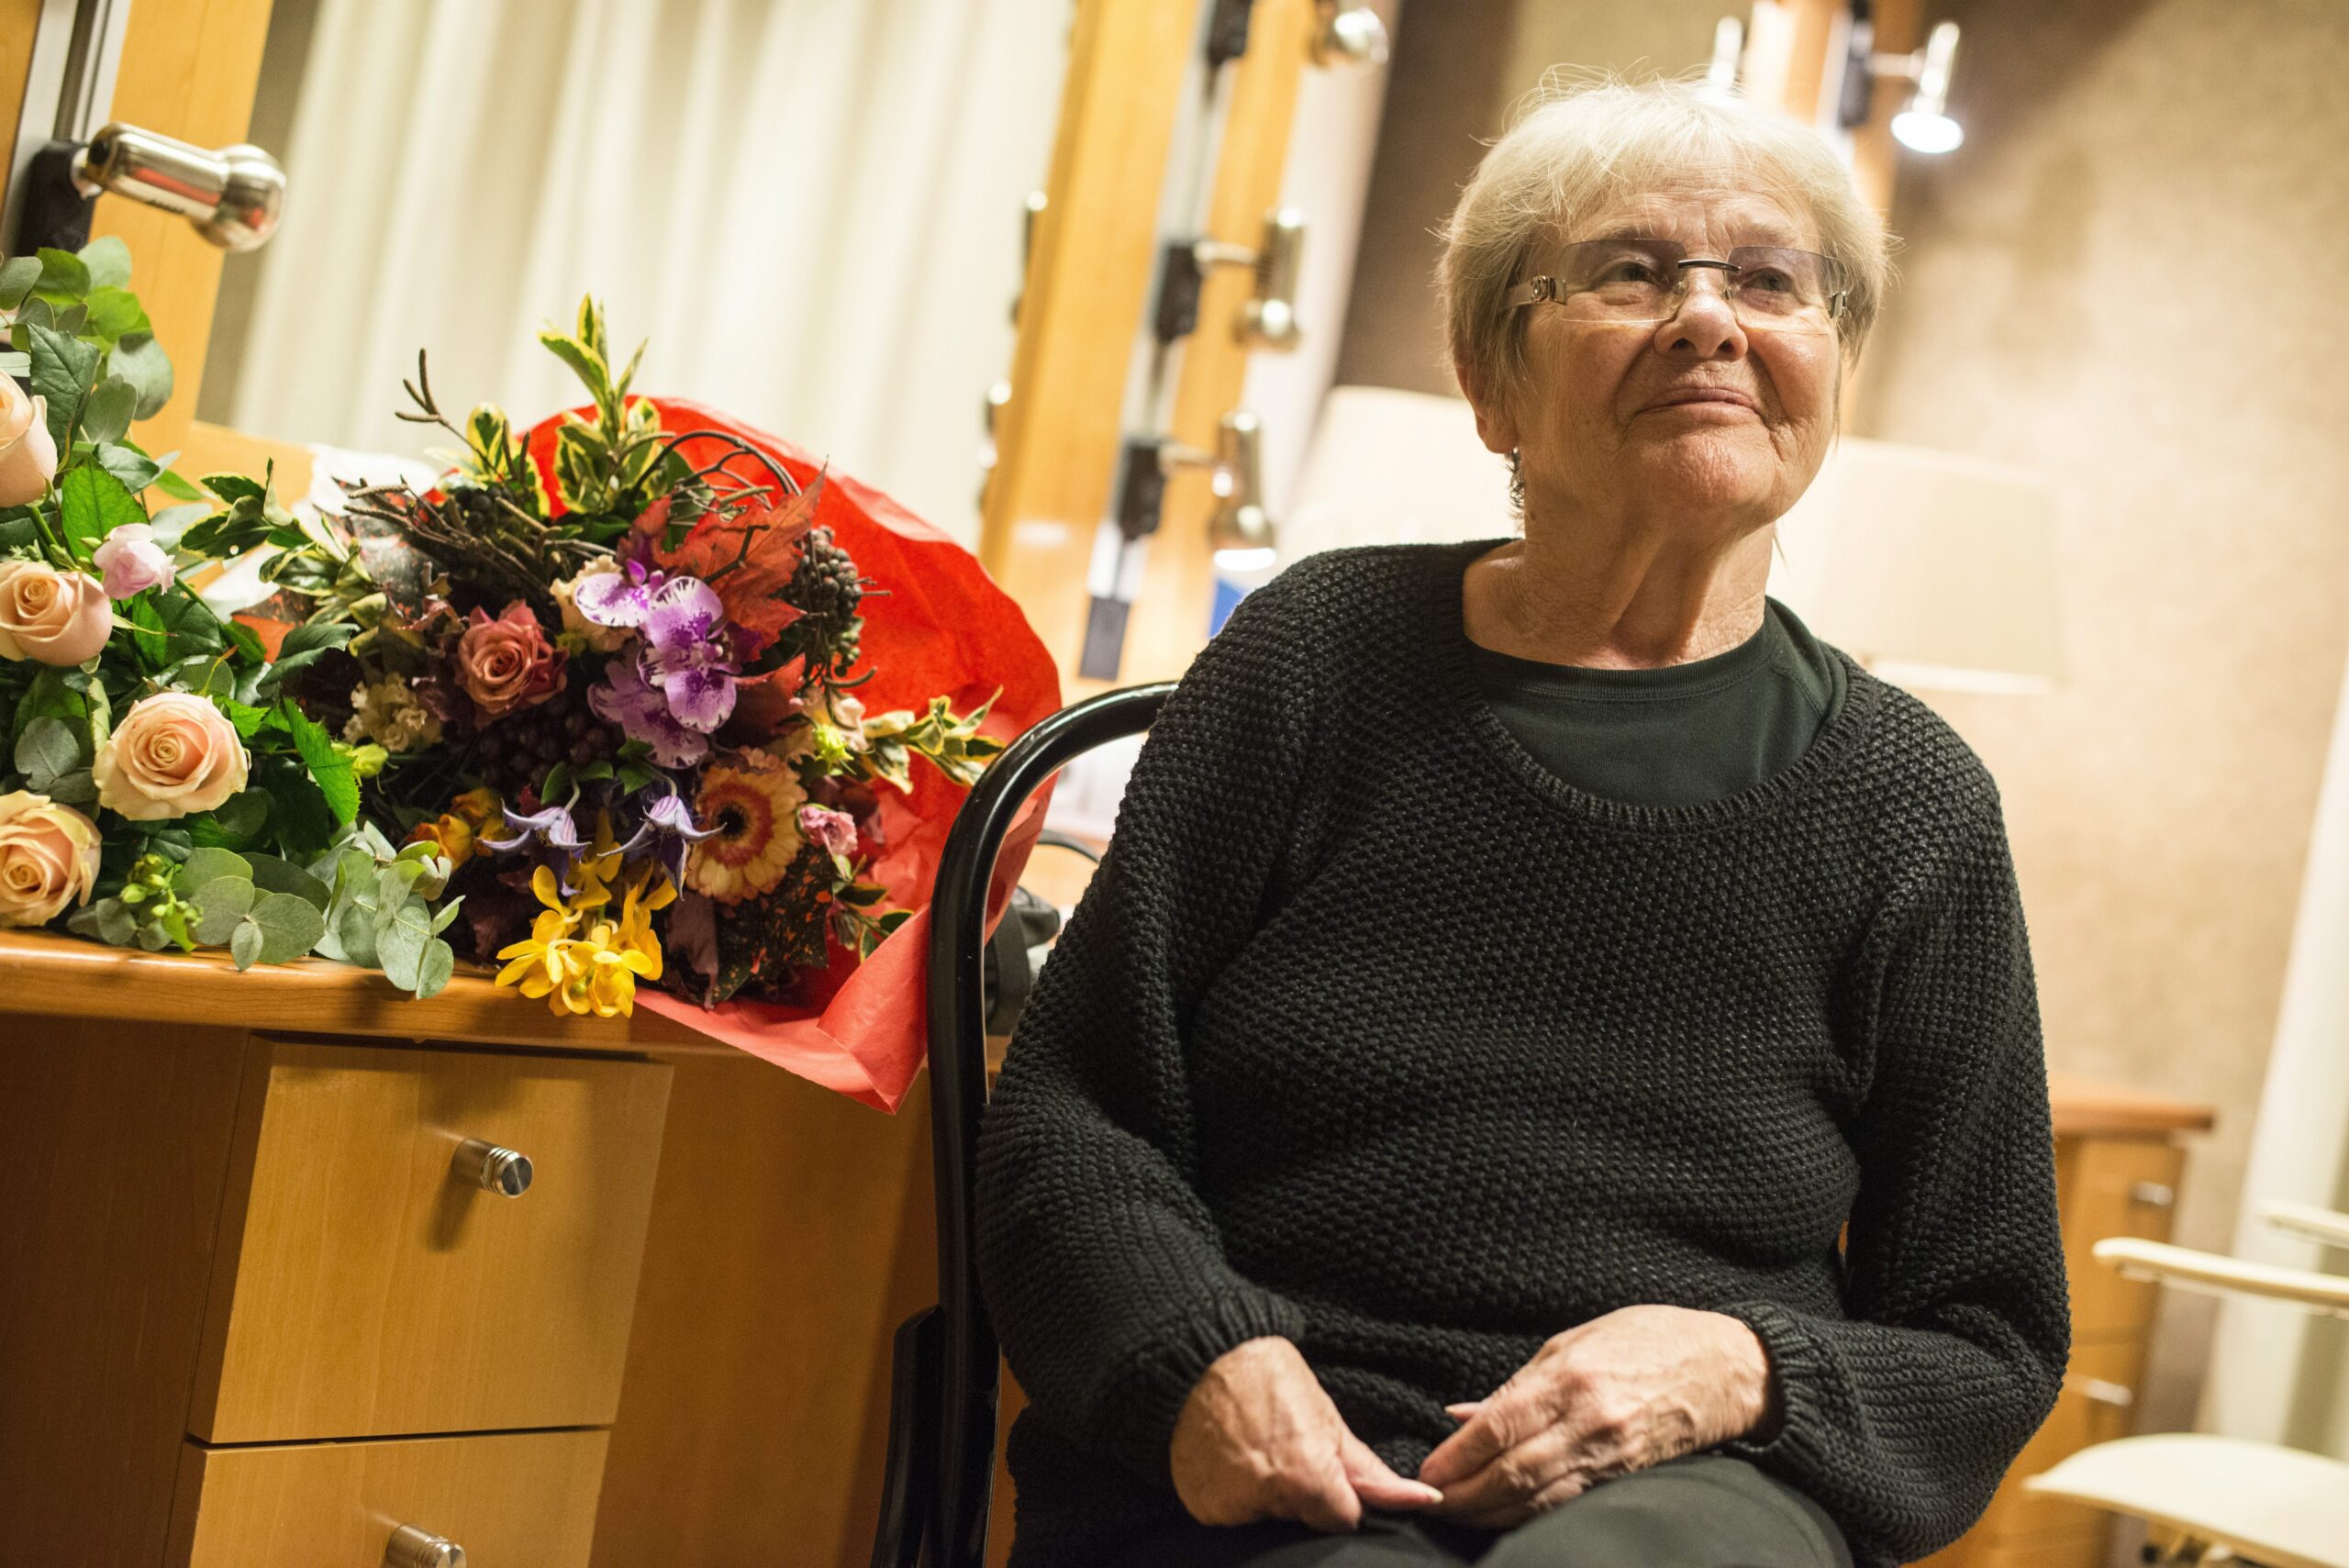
[{"xmin": 310, "ymin": 823, "xmax": 459, "ymax": 999}]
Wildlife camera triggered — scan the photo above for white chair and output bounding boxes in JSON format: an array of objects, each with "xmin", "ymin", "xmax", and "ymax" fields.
[{"xmin": 2023, "ymin": 1201, "xmax": 2349, "ymax": 1568}]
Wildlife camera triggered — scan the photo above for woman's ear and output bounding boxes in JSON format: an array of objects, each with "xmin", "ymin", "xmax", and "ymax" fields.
[{"xmin": 1454, "ymin": 358, "xmax": 1520, "ymax": 458}]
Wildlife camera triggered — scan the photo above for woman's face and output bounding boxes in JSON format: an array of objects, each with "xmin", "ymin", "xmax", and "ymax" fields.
[{"xmin": 1475, "ymin": 182, "xmax": 1842, "ymax": 542}]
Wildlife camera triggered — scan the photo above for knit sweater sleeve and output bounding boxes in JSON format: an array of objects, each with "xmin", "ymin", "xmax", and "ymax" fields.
[
  {"xmin": 973, "ymin": 578, "xmax": 1319, "ymax": 1491},
  {"xmin": 1712, "ymin": 788, "xmax": 2072, "ymax": 1564}
]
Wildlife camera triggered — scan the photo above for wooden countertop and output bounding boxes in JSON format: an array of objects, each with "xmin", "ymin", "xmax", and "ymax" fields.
[{"xmin": 0, "ymin": 929, "xmax": 729, "ymax": 1056}]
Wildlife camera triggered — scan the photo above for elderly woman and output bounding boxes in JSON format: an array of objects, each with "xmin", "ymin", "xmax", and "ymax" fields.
[{"xmin": 975, "ymin": 75, "xmax": 2069, "ymax": 1568}]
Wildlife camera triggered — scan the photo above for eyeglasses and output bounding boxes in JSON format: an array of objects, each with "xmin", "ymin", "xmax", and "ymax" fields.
[{"xmin": 1504, "ymin": 238, "xmax": 1850, "ymax": 334}]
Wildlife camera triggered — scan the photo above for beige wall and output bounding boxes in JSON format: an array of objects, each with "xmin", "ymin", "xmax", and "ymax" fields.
[
  {"xmin": 1338, "ymin": 0, "xmax": 2349, "ymax": 1442},
  {"xmin": 1857, "ymin": 0, "xmax": 2349, "ymax": 1439}
]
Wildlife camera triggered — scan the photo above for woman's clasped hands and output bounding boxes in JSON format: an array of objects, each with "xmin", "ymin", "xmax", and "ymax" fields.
[{"xmin": 1169, "ymin": 1307, "xmax": 1779, "ymax": 1532}]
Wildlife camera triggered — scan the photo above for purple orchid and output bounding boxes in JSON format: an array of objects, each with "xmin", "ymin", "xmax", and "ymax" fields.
[
  {"xmin": 590, "ymin": 656, "xmax": 709, "ymax": 768},
  {"xmin": 479, "ymin": 797, "xmax": 584, "ymax": 859},
  {"xmin": 618, "ymin": 784, "xmax": 718, "ymax": 886},
  {"xmin": 640, "ymin": 576, "xmax": 740, "ymax": 731},
  {"xmin": 573, "ymin": 558, "xmax": 670, "ymax": 629}
]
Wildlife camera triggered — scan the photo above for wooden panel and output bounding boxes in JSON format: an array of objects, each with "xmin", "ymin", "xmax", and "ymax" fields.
[
  {"xmin": 193, "ymin": 1039, "xmax": 672, "ymax": 1441},
  {"xmin": 591, "ymin": 1053, "xmax": 937, "ymax": 1568},
  {"xmin": 1121, "ymin": 0, "xmax": 1316, "ymax": 688},
  {"xmin": 1969, "ymin": 1525, "xmax": 2109, "ymax": 1568},
  {"xmin": 0, "ymin": 928, "xmax": 740, "ymax": 1056},
  {"xmin": 90, "ymin": 0, "xmax": 278, "ymax": 460},
  {"xmin": 2063, "ymin": 1136, "xmax": 2186, "ymax": 1340},
  {"xmin": 2046, "ymin": 1072, "xmax": 2217, "ymax": 1139},
  {"xmin": 167, "ymin": 1428, "xmax": 608, "ymax": 1568},
  {"xmin": 0, "ymin": 1018, "xmax": 249, "ymax": 1568},
  {"xmin": 1973, "ymin": 1336, "xmax": 2142, "ymax": 1541},
  {"xmin": 976, "ymin": 0, "xmax": 1204, "ymax": 685},
  {"xmin": 0, "ymin": 0, "xmax": 43, "ymax": 178}
]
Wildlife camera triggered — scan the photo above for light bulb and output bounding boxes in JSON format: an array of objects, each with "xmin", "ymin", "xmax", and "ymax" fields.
[{"xmin": 1891, "ymin": 107, "xmax": 1964, "ymax": 153}]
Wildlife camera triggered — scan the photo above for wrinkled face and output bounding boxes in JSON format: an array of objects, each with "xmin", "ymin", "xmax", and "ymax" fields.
[{"xmin": 1475, "ymin": 181, "xmax": 1842, "ymax": 540}]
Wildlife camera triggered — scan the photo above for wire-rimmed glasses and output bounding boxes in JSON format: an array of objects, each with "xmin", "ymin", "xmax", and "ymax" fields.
[{"xmin": 1505, "ymin": 238, "xmax": 1850, "ymax": 334}]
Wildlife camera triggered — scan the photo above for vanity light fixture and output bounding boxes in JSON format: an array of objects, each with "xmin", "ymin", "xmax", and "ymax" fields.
[
  {"xmin": 1310, "ymin": 2, "xmax": 1390, "ymax": 70},
  {"xmin": 1114, "ymin": 411, "xmax": 1278, "ymax": 572},
  {"xmin": 1842, "ymin": 10, "xmax": 1965, "ymax": 155}
]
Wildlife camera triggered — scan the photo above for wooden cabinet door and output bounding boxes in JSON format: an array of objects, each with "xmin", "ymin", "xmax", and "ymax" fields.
[{"xmin": 193, "ymin": 1039, "xmax": 672, "ymax": 1442}]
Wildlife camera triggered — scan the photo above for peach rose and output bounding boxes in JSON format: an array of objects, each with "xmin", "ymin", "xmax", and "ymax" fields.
[
  {"xmin": 0, "ymin": 560, "xmax": 113, "ymax": 665},
  {"xmin": 93, "ymin": 692, "xmax": 251, "ymax": 820},
  {"xmin": 0, "ymin": 375, "xmax": 58, "ymax": 508},
  {"xmin": 0, "ymin": 790, "xmax": 101, "ymax": 927},
  {"xmin": 456, "ymin": 601, "xmax": 565, "ymax": 717}
]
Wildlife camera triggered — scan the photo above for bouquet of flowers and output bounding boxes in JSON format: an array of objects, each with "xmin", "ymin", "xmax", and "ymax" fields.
[
  {"xmin": 0, "ymin": 239, "xmax": 445, "ymax": 984},
  {"xmin": 3, "ymin": 242, "xmax": 1060, "ymax": 1103}
]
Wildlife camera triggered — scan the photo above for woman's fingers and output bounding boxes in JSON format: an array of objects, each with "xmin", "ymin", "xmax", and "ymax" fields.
[
  {"xmin": 1280, "ymin": 1441, "xmax": 1367, "ymax": 1533},
  {"xmin": 1341, "ymin": 1429, "xmax": 1444, "ymax": 1509},
  {"xmin": 1418, "ymin": 1385, "xmax": 1538, "ymax": 1489},
  {"xmin": 1425, "ymin": 1425, "xmax": 1580, "ymax": 1521}
]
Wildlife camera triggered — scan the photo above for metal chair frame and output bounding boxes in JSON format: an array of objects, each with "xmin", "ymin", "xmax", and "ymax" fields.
[{"xmin": 870, "ymin": 682, "xmax": 1175, "ymax": 1568}]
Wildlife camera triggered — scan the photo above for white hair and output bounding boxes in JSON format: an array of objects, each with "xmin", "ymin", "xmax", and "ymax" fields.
[{"xmin": 1440, "ymin": 69, "xmax": 1898, "ymax": 400}]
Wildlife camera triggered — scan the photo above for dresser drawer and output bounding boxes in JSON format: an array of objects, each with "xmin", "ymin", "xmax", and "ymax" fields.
[
  {"xmin": 168, "ymin": 1428, "xmax": 607, "ymax": 1567},
  {"xmin": 2062, "ymin": 1136, "xmax": 2185, "ymax": 1339},
  {"xmin": 192, "ymin": 1039, "xmax": 672, "ymax": 1442}
]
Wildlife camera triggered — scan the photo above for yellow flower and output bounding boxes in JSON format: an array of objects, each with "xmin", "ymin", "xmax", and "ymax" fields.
[
  {"xmin": 686, "ymin": 747, "xmax": 808, "ymax": 905},
  {"xmin": 494, "ymin": 861, "xmax": 675, "ymax": 1019}
]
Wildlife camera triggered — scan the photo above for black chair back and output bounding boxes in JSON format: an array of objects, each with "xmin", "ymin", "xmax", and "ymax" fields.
[{"xmin": 871, "ymin": 682, "xmax": 1175, "ymax": 1568}]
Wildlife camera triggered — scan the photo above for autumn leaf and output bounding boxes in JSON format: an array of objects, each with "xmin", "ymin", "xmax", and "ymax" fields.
[{"xmin": 656, "ymin": 478, "xmax": 825, "ymax": 639}]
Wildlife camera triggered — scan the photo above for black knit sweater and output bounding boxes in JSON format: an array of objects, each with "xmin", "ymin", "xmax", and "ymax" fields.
[{"xmin": 974, "ymin": 538, "xmax": 2071, "ymax": 1568}]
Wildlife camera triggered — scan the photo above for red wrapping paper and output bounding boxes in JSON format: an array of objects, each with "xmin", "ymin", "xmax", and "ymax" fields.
[{"xmin": 522, "ymin": 399, "xmax": 1063, "ymax": 1113}]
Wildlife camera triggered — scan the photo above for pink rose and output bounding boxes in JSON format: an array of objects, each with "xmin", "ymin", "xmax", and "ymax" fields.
[
  {"xmin": 0, "ymin": 560, "xmax": 113, "ymax": 665},
  {"xmin": 456, "ymin": 601, "xmax": 565, "ymax": 717},
  {"xmin": 797, "ymin": 803, "xmax": 859, "ymax": 856},
  {"xmin": 91, "ymin": 521, "xmax": 176, "ymax": 599},
  {"xmin": 93, "ymin": 692, "xmax": 251, "ymax": 820},
  {"xmin": 0, "ymin": 790, "xmax": 101, "ymax": 926},
  {"xmin": 0, "ymin": 375, "xmax": 58, "ymax": 508}
]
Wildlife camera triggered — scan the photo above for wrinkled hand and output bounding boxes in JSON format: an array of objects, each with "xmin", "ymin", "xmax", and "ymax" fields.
[
  {"xmin": 1416, "ymin": 1306, "xmax": 1778, "ymax": 1529},
  {"xmin": 1171, "ymin": 1335, "xmax": 1446, "ymax": 1530}
]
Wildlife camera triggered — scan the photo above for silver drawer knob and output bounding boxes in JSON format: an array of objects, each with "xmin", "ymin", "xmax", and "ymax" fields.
[
  {"xmin": 451, "ymin": 1138, "xmax": 532, "ymax": 1197},
  {"xmin": 385, "ymin": 1524, "xmax": 466, "ymax": 1568},
  {"xmin": 2129, "ymin": 1180, "xmax": 2176, "ymax": 1208}
]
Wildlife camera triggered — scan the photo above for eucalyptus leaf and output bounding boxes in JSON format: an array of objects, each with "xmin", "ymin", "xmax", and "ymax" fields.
[
  {"xmin": 34, "ymin": 247, "xmax": 90, "ymax": 300},
  {"xmin": 79, "ymin": 286, "xmax": 148, "ymax": 345},
  {"xmin": 183, "ymin": 846, "xmax": 253, "ymax": 889},
  {"xmin": 250, "ymin": 890, "xmax": 327, "ymax": 963},
  {"xmin": 429, "ymin": 895, "xmax": 464, "ymax": 935},
  {"xmin": 339, "ymin": 892, "xmax": 381, "ymax": 969},
  {"xmin": 376, "ymin": 906, "xmax": 427, "ymax": 991},
  {"xmin": 43, "ymin": 771, "xmax": 95, "ymax": 805},
  {"xmin": 413, "ymin": 939, "xmax": 454, "ymax": 1000},
  {"xmin": 192, "ymin": 876, "xmax": 256, "ymax": 945},
  {"xmin": 77, "ymin": 236, "xmax": 131, "ymax": 290},
  {"xmin": 92, "ymin": 441, "xmax": 162, "ymax": 495},
  {"xmin": 79, "ymin": 374, "xmax": 139, "ymax": 445},
  {"xmin": 228, "ymin": 918, "xmax": 264, "ymax": 970},
  {"xmin": 245, "ymin": 853, "xmax": 330, "ymax": 910},
  {"xmin": 107, "ymin": 332, "xmax": 173, "ymax": 419},
  {"xmin": 0, "ymin": 255, "xmax": 41, "ymax": 309}
]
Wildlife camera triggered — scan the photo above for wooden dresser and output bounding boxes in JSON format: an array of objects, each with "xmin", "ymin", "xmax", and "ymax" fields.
[
  {"xmin": 0, "ymin": 929, "xmax": 936, "ymax": 1568},
  {"xmin": 1918, "ymin": 1076, "xmax": 2216, "ymax": 1568}
]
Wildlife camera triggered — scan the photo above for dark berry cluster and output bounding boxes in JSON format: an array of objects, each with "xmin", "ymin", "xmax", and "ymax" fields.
[
  {"xmin": 778, "ymin": 525, "xmax": 867, "ymax": 668},
  {"xmin": 472, "ymin": 689, "xmax": 618, "ymax": 797}
]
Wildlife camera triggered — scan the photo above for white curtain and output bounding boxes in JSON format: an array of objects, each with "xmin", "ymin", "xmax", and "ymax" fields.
[{"xmin": 227, "ymin": 0, "xmax": 1070, "ymax": 551}]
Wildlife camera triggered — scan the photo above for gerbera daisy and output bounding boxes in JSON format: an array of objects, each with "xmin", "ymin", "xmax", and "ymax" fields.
[{"xmin": 686, "ymin": 745, "xmax": 809, "ymax": 905}]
